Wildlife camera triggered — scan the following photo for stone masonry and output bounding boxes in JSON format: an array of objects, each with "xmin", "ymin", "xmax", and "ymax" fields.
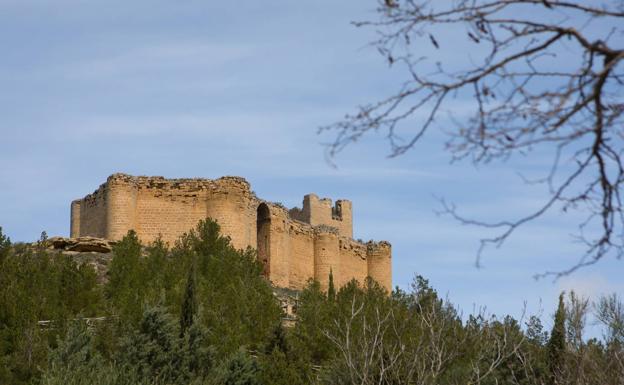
[{"xmin": 71, "ymin": 174, "xmax": 391, "ymax": 292}]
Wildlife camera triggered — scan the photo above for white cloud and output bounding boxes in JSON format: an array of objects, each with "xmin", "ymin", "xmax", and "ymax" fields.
[
  {"xmin": 557, "ymin": 273, "xmax": 624, "ymax": 300},
  {"xmin": 65, "ymin": 42, "xmax": 258, "ymax": 79}
]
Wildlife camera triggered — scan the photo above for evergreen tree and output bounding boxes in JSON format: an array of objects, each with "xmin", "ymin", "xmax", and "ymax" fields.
[
  {"xmin": 40, "ymin": 321, "xmax": 117, "ymax": 385},
  {"xmin": 184, "ymin": 321, "xmax": 215, "ymax": 378},
  {"xmin": 265, "ymin": 322, "xmax": 288, "ymax": 355},
  {"xmin": 180, "ymin": 261, "xmax": 197, "ymax": 337},
  {"xmin": 547, "ymin": 292, "xmax": 567, "ymax": 385},
  {"xmin": 0, "ymin": 226, "xmax": 10, "ymax": 263},
  {"xmin": 118, "ymin": 306, "xmax": 188, "ymax": 384},
  {"xmin": 291, "ymin": 279, "xmax": 335, "ymax": 365},
  {"xmin": 525, "ymin": 315, "xmax": 549, "ymax": 382},
  {"xmin": 106, "ymin": 230, "xmax": 144, "ymax": 324},
  {"xmin": 327, "ymin": 268, "xmax": 336, "ymax": 302},
  {"xmin": 177, "ymin": 219, "xmax": 282, "ymax": 357},
  {"xmin": 0, "ymin": 242, "xmax": 103, "ymax": 385},
  {"xmin": 260, "ymin": 348, "xmax": 306, "ymax": 385},
  {"xmin": 214, "ymin": 349, "xmax": 261, "ymax": 385}
]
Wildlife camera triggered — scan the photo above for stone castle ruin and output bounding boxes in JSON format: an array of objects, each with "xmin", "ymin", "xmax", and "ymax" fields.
[{"xmin": 70, "ymin": 174, "xmax": 391, "ymax": 292}]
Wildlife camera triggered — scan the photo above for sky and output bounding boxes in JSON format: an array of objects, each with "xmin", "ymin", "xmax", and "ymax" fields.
[{"xmin": 0, "ymin": 0, "xmax": 622, "ymax": 331}]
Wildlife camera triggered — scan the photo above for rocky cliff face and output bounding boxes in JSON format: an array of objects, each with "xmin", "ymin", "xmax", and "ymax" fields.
[
  {"xmin": 44, "ymin": 236, "xmax": 115, "ymax": 284},
  {"xmin": 48, "ymin": 236, "xmax": 116, "ymax": 253}
]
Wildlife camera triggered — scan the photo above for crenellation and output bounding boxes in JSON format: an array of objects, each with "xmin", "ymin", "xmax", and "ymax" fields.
[{"xmin": 71, "ymin": 173, "xmax": 391, "ymax": 292}]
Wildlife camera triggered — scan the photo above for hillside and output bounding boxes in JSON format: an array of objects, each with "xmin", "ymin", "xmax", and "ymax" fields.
[{"xmin": 0, "ymin": 222, "xmax": 622, "ymax": 385}]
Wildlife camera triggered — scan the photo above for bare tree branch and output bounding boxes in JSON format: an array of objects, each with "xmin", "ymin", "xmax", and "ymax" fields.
[{"xmin": 321, "ymin": 0, "xmax": 624, "ymax": 275}]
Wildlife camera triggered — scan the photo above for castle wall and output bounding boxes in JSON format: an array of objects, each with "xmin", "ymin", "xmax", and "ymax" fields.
[
  {"xmin": 106, "ymin": 178, "xmax": 138, "ymax": 240},
  {"xmin": 287, "ymin": 222, "xmax": 315, "ymax": 289},
  {"xmin": 135, "ymin": 188, "xmax": 208, "ymax": 245},
  {"xmin": 70, "ymin": 200, "xmax": 81, "ymax": 238},
  {"xmin": 338, "ymin": 238, "xmax": 369, "ymax": 288},
  {"xmin": 74, "ymin": 184, "xmax": 108, "ymax": 238},
  {"xmin": 267, "ymin": 206, "xmax": 291, "ymax": 288},
  {"xmin": 205, "ymin": 178, "xmax": 257, "ymax": 251},
  {"xmin": 367, "ymin": 242, "xmax": 392, "ymax": 293},
  {"xmin": 72, "ymin": 173, "xmax": 392, "ymax": 292},
  {"xmin": 314, "ymin": 232, "xmax": 340, "ymax": 292}
]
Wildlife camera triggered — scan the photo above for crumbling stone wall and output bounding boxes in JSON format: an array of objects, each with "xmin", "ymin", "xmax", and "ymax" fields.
[
  {"xmin": 71, "ymin": 173, "xmax": 391, "ymax": 292},
  {"xmin": 289, "ymin": 194, "xmax": 353, "ymax": 238}
]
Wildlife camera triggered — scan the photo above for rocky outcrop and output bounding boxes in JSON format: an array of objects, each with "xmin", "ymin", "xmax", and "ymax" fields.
[{"xmin": 47, "ymin": 236, "xmax": 116, "ymax": 253}]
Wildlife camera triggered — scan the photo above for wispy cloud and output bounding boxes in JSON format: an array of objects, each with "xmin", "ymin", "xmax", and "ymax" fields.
[
  {"xmin": 557, "ymin": 273, "xmax": 624, "ymax": 300},
  {"xmin": 64, "ymin": 42, "xmax": 257, "ymax": 79}
]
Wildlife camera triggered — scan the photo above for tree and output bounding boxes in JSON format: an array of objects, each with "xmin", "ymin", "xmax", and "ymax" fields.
[
  {"xmin": 320, "ymin": 275, "xmax": 528, "ymax": 385},
  {"xmin": 327, "ymin": 268, "xmax": 336, "ymax": 302},
  {"xmin": 179, "ymin": 262, "xmax": 197, "ymax": 337},
  {"xmin": 40, "ymin": 321, "xmax": 117, "ymax": 385},
  {"xmin": 547, "ymin": 292, "xmax": 567, "ymax": 384},
  {"xmin": 117, "ymin": 306, "xmax": 189, "ymax": 384},
  {"xmin": 178, "ymin": 219, "xmax": 283, "ymax": 357},
  {"xmin": 594, "ymin": 294, "xmax": 624, "ymax": 385},
  {"xmin": 105, "ymin": 230, "xmax": 144, "ymax": 324},
  {"xmin": 214, "ymin": 349, "xmax": 261, "ymax": 385},
  {"xmin": 322, "ymin": 0, "xmax": 624, "ymax": 274},
  {"xmin": 0, "ymin": 226, "xmax": 10, "ymax": 263}
]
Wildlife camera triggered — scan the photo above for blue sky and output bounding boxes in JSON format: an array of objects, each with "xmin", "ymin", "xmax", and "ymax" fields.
[{"xmin": 1, "ymin": 0, "xmax": 622, "ymax": 329}]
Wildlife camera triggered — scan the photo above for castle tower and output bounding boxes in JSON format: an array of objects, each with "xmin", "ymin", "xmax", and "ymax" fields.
[
  {"xmin": 205, "ymin": 177, "xmax": 256, "ymax": 250},
  {"xmin": 367, "ymin": 242, "xmax": 392, "ymax": 293},
  {"xmin": 105, "ymin": 175, "xmax": 138, "ymax": 240},
  {"xmin": 314, "ymin": 231, "xmax": 340, "ymax": 292},
  {"xmin": 291, "ymin": 194, "xmax": 353, "ymax": 238}
]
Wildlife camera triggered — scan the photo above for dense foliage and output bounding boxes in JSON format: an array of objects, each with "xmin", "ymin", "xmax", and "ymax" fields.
[{"xmin": 0, "ymin": 224, "xmax": 622, "ymax": 384}]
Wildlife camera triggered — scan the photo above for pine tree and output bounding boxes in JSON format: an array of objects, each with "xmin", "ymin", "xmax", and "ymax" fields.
[
  {"xmin": 118, "ymin": 306, "xmax": 188, "ymax": 384},
  {"xmin": 180, "ymin": 262, "xmax": 197, "ymax": 337},
  {"xmin": 327, "ymin": 268, "xmax": 336, "ymax": 302},
  {"xmin": 40, "ymin": 321, "xmax": 117, "ymax": 385},
  {"xmin": 547, "ymin": 292, "xmax": 567, "ymax": 385},
  {"xmin": 214, "ymin": 349, "xmax": 261, "ymax": 385},
  {"xmin": 0, "ymin": 226, "xmax": 10, "ymax": 263},
  {"xmin": 265, "ymin": 322, "xmax": 288, "ymax": 355},
  {"xmin": 105, "ymin": 230, "xmax": 143, "ymax": 323}
]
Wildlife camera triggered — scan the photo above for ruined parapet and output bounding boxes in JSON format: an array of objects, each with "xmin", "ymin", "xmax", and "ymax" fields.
[
  {"xmin": 290, "ymin": 194, "xmax": 353, "ymax": 238},
  {"xmin": 131, "ymin": 174, "xmax": 224, "ymax": 245},
  {"xmin": 72, "ymin": 181, "xmax": 109, "ymax": 238},
  {"xmin": 367, "ymin": 241, "xmax": 392, "ymax": 293}
]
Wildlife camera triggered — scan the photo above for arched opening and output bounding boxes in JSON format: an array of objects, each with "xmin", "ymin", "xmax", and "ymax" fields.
[{"xmin": 257, "ymin": 203, "xmax": 271, "ymax": 277}]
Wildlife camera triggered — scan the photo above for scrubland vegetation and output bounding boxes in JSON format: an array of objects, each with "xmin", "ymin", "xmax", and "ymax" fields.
[{"xmin": 0, "ymin": 221, "xmax": 621, "ymax": 384}]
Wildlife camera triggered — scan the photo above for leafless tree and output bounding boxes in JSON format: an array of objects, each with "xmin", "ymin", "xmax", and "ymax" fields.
[
  {"xmin": 323, "ymin": 292, "xmax": 529, "ymax": 384},
  {"xmin": 594, "ymin": 293, "xmax": 624, "ymax": 384},
  {"xmin": 321, "ymin": 0, "xmax": 624, "ymax": 275},
  {"xmin": 322, "ymin": 290, "xmax": 624, "ymax": 385}
]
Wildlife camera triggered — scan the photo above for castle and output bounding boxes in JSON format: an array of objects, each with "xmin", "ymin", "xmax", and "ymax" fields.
[{"xmin": 70, "ymin": 174, "xmax": 391, "ymax": 292}]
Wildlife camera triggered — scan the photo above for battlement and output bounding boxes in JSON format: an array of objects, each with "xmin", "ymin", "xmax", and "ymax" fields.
[
  {"xmin": 104, "ymin": 173, "xmax": 253, "ymax": 194},
  {"xmin": 71, "ymin": 174, "xmax": 391, "ymax": 292},
  {"xmin": 288, "ymin": 194, "xmax": 353, "ymax": 238}
]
